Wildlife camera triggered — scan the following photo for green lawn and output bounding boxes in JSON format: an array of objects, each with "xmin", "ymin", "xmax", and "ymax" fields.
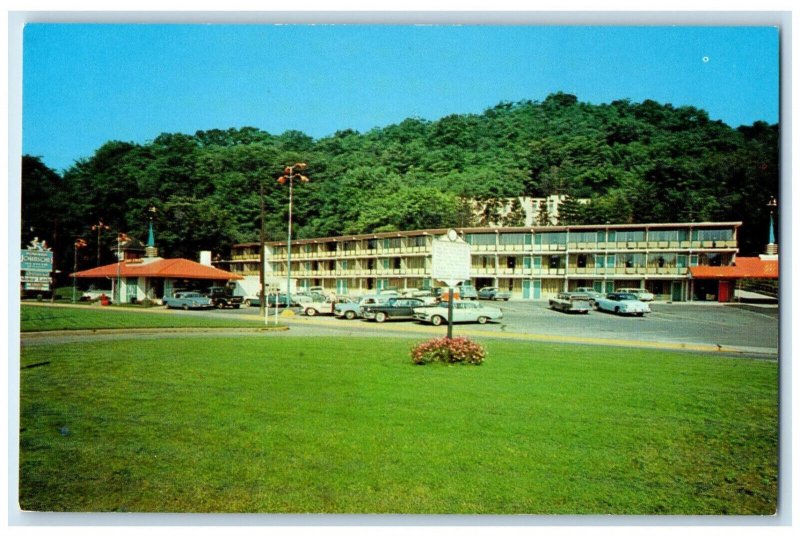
[
  {"xmin": 21, "ymin": 304, "xmax": 268, "ymax": 331},
  {"xmin": 19, "ymin": 336, "xmax": 778, "ymax": 514}
]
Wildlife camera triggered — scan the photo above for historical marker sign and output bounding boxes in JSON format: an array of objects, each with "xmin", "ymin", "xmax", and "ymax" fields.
[{"xmin": 431, "ymin": 229, "xmax": 471, "ymax": 287}]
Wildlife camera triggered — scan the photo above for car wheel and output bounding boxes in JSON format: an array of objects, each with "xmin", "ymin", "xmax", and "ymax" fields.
[
  {"xmin": 182, "ymin": 304, "xmax": 189, "ymax": 311},
  {"xmin": 375, "ymin": 312, "xmax": 387, "ymax": 323},
  {"xmin": 636, "ymin": 312, "xmax": 644, "ymax": 317},
  {"xmin": 306, "ymin": 308, "xmax": 318, "ymax": 316},
  {"xmin": 614, "ymin": 306, "xmax": 620, "ymax": 314},
  {"xmin": 477, "ymin": 316, "xmax": 488, "ymax": 325},
  {"xmin": 216, "ymin": 302, "xmax": 224, "ymax": 309},
  {"xmin": 431, "ymin": 315, "xmax": 444, "ymax": 326},
  {"xmin": 243, "ymin": 299, "xmax": 251, "ymax": 307},
  {"xmin": 345, "ymin": 310, "xmax": 356, "ymax": 320}
]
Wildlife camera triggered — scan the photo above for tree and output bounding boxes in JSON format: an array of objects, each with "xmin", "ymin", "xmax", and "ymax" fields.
[{"xmin": 503, "ymin": 197, "xmax": 527, "ymax": 227}]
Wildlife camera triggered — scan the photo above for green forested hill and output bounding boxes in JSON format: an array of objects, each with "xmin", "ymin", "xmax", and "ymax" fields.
[{"xmin": 22, "ymin": 92, "xmax": 779, "ymax": 280}]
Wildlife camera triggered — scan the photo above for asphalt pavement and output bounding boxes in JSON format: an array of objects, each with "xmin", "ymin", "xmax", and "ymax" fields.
[{"xmin": 191, "ymin": 299, "xmax": 780, "ymax": 356}]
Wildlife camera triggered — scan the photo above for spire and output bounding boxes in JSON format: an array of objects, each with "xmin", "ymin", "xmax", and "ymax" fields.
[
  {"xmin": 763, "ymin": 197, "xmax": 778, "ymax": 258},
  {"xmin": 145, "ymin": 206, "xmax": 158, "ymax": 258}
]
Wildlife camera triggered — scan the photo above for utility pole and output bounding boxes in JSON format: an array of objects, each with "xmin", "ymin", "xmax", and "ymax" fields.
[{"xmin": 259, "ymin": 181, "xmax": 267, "ymax": 319}]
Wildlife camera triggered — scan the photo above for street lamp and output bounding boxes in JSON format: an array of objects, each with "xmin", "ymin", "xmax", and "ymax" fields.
[
  {"xmin": 91, "ymin": 220, "xmax": 111, "ymax": 266},
  {"xmin": 115, "ymin": 232, "xmax": 129, "ymax": 304},
  {"xmin": 72, "ymin": 238, "xmax": 87, "ymax": 303},
  {"xmin": 277, "ymin": 163, "xmax": 309, "ymax": 308}
]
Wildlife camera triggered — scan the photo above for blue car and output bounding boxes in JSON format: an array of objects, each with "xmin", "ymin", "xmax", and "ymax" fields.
[{"xmin": 163, "ymin": 291, "xmax": 214, "ymax": 310}]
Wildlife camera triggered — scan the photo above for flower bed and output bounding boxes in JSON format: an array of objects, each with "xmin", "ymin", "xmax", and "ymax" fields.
[{"xmin": 411, "ymin": 336, "xmax": 486, "ymax": 365}]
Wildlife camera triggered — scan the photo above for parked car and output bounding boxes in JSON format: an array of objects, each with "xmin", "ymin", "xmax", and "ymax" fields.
[
  {"xmin": 292, "ymin": 291, "xmax": 327, "ymax": 304},
  {"xmin": 241, "ymin": 295, "xmax": 260, "ymax": 307},
  {"xmin": 205, "ymin": 286, "xmax": 243, "ymax": 309},
  {"xmin": 163, "ymin": 291, "xmax": 214, "ymax": 310},
  {"xmin": 457, "ymin": 284, "xmax": 479, "ymax": 300},
  {"xmin": 334, "ymin": 295, "xmax": 390, "ymax": 320},
  {"xmin": 361, "ymin": 297, "xmax": 426, "ymax": 323},
  {"xmin": 413, "ymin": 300, "xmax": 504, "ymax": 326},
  {"xmin": 300, "ymin": 296, "xmax": 354, "ymax": 317},
  {"xmin": 595, "ymin": 292, "xmax": 651, "ymax": 316},
  {"xmin": 616, "ymin": 288, "xmax": 655, "ymax": 302},
  {"xmin": 266, "ymin": 293, "xmax": 292, "ymax": 308},
  {"xmin": 438, "ymin": 284, "xmax": 478, "ymax": 301},
  {"xmin": 477, "ymin": 287, "xmax": 511, "ymax": 301},
  {"xmin": 573, "ymin": 287, "xmax": 603, "ymax": 303},
  {"xmin": 549, "ymin": 292, "xmax": 592, "ymax": 314}
]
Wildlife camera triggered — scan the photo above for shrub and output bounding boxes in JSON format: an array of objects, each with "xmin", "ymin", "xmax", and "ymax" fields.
[{"xmin": 411, "ymin": 337, "xmax": 486, "ymax": 365}]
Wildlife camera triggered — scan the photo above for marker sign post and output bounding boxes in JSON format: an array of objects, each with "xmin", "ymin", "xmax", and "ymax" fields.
[{"xmin": 431, "ymin": 229, "xmax": 471, "ymax": 338}]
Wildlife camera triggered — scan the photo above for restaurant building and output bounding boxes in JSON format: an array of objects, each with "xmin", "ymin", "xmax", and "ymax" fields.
[{"xmin": 220, "ymin": 222, "xmax": 745, "ymax": 301}]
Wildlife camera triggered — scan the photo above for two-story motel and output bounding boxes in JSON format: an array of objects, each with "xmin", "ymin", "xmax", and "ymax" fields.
[{"xmin": 218, "ymin": 222, "xmax": 744, "ymax": 302}]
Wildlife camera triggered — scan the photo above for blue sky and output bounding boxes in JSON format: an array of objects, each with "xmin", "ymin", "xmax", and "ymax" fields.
[{"xmin": 22, "ymin": 24, "xmax": 779, "ymax": 172}]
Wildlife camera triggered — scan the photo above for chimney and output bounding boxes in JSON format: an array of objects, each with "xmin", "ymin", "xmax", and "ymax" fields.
[{"xmin": 199, "ymin": 251, "xmax": 212, "ymax": 266}]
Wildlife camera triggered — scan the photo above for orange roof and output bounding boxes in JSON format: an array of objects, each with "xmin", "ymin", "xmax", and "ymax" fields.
[
  {"xmin": 71, "ymin": 258, "xmax": 243, "ymax": 280},
  {"xmin": 690, "ymin": 257, "xmax": 779, "ymax": 280}
]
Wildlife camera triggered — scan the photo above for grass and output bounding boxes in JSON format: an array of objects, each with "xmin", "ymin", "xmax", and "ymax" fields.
[
  {"xmin": 20, "ymin": 304, "xmax": 268, "ymax": 331},
  {"xmin": 19, "ymin": 336, "xmax": 778, "ymax": 514}
]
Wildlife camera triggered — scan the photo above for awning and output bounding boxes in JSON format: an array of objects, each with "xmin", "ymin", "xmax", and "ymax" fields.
[
  {"xmin": 689, "ymin": 257, "xmax": 779, "ymax": 280},
  {"xmin": 71, "ymin": 257, "xmax": 243, "ymax": 280}
]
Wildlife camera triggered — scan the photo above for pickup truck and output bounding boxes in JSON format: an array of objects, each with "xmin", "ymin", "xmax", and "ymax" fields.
[{"xmin": 205, "ymin": 286, "xmax": 244, "ymax": 309}]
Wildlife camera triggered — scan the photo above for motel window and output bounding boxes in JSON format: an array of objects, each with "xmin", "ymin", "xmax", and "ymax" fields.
[
  {"xmin": 569, "ymin": 231, "xmax": 598, "ymax": 244},
  {"xmin": 615, "ymin": 230, "xmax": 645, "ymax": 243},
  {"xmin": 539, "ymin": 232, "xmax": 567, "ymax": 245},
  {"xmin": 698, "ymin": 229, "xmax": 733, "ymax": 242},
  {"xmin": 648, "ymin": 230, "xmax": 680, "ymax": 242},
  {"xmin": 499, "ymin": 233, "xmax": 526, "ymax": 246},
  {"xmin": 465, "ymin": 233, "xmax": 497, "ymax": 246},
  {"xmin": 409, "ymin": 235, "xmax": 427, "ymax": 247}
]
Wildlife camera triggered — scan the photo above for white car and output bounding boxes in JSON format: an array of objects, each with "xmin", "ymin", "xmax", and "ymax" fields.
[
  {"xmin": 616, "ymin": 288, "xmax": 655, "ymax": 302},
  {"xmin": 413, "ymin": 300, "xmax": 504, "ymax": 326},
  {"xmin": 595, "ymin": 292, "xmax": 651, "ymax": 316},
  {"xmin": 573, "ymin": 287, "xmax": 603, "ymax": 302},
  {"xmin": 300, "ymin": 296, "xmax": 354, "ymax": 316}
]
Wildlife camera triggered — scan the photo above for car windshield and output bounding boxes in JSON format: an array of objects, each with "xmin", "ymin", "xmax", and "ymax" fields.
[{"xmin": 617, "ymin": 293, "xmax": 638, "ymax": 300}]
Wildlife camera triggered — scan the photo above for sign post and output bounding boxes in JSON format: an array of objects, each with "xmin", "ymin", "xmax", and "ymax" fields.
[{"xmin": 431, "ymin": 229, "xmax": 471, "ymax": 339}]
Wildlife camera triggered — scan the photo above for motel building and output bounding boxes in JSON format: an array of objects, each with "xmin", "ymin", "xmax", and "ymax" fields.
[{"xmin": 217, "ymin": 221, "xmax": 777, "ymax": 302}]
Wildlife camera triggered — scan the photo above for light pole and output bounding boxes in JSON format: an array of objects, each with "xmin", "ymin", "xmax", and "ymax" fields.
[
  {"xmin": 277, "ymin": 163, "xmax": 309, "ymax": 308},
  {"xmin": 91, "ymin": 220, "xmax": 110, "ymax": 266},
  {"xmin": 259, "ymin": 181, "xmax": 267, "ymax": 320},
  {"xmin": 116, "ymin": 232, "xmax": 128, "ymax": 304},
  {"xmin": 72, "ymin": 238, "xmax": 87, "ymax": 303}
]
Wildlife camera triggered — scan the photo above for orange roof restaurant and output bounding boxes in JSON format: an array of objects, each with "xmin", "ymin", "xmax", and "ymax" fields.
[
  {"xmin": 71, "ymin": 235, "xmax": 241, "ymax": 304},
  {"xmin": 689, "ymin": 256, "xmax": 779, "ymax": 302}
]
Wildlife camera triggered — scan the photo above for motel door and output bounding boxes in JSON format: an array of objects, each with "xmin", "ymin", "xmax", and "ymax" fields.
[
  {"xmin": 523, "ymin": 280, "xmax": 541, "ymax": 300},
  {"xmin": 671, "ymin": 282, "xmax": 683, "ymax": 302}
]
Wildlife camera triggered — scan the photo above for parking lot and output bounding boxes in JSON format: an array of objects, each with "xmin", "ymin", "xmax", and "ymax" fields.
[{"xmin": 196, "ymin": 300, "xmax": 780, "ymax": 355}]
